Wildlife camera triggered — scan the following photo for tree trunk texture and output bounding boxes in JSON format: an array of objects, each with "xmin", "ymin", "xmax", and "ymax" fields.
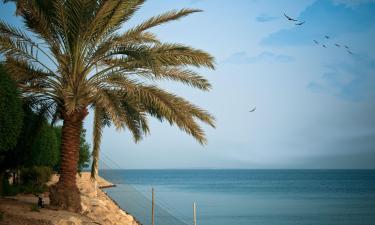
[
  {"xmin": 49, "ymin": 108, "xmax": 88, "ymax": 212},
  {"xmin": 90, "ymin": 108, "xmax": 102, "ymax": 181}
]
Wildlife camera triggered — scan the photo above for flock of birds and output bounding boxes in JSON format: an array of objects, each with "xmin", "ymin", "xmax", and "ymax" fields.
[
  {"xmin": 283, "ymin": 13, "xmax": 354, "ymax": 56},
  {"xmin": 313, "ymin": 35, "xmax": 353, "ymax": 55},
  {"xmin": 248, "ymin": 13, "xmax": 355, "ymax": 113}
]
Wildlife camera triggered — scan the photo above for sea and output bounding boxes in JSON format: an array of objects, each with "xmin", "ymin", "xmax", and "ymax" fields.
[{"xmin": 100, "ymin": 170, "xmax": 375, "ymax": 225}]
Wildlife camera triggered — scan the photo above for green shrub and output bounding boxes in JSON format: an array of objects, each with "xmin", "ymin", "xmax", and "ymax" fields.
[
  {"xmin": 30, "ymin": 122, "xmax": 59, "ymax": 167},
  {"xmin": 0, "ymin": 64, "xmax": 23, "ymax": 152},
  {"xmin": 2, "ymin": 178, "xmax": 19, "ymax": 196},
  {"xmin": 19, "ymin": 183, "xmax": 48, "ymax": 194},
  {"xmin": 78, "ymin": 128, "xmax": 91, "ymax": 172},
  {"xmin": 20, "ymin": 166, "xmax": 52, "ymax": 186}
]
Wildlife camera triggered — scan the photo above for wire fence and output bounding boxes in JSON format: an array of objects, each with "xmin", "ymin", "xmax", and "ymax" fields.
[{"xmin": 97, "ymin": 152, "xmax": 195, "ymax": 225}]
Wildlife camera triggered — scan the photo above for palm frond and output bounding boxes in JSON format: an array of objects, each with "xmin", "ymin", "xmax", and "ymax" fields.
[
  {"xmin": 108, "ymin": 43, "xmax": 215, "ymax": 69},
  {"xmin": 127, "ymin": 9, "xmax": 202, "ymax": 35},
  {"xmin": 97, "ymin": 75, "xmax": 214, "ymax": 144}
]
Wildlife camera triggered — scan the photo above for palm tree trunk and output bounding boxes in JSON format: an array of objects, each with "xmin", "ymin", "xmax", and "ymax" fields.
[
  {"xmin": 90, "ymin": 107, "xmax": 103, "ymax": 180},
  {"xmin": 50, "ymin": 108, "xmax": 88, "ymax": 212}
]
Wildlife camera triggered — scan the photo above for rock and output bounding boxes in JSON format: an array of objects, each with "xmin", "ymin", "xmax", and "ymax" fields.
[
  {"xmin": 90, "ymin": 199, "xmax": 105, "ymax": 207},
  {"xmin": 55, "ymin": 217, "xmax": 83, "ymax": 225}
]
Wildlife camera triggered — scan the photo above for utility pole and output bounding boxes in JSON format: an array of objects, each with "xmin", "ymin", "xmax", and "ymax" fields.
[
  {"xmin": 193, "ymin": 202, "xmax": 197, "ymax": 225},
  {"xmin": 152, "ymin": 188, "xmax": 155, "ymax": 225}
]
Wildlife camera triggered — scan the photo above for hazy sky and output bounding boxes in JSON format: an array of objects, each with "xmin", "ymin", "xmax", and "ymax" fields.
[{"xmin": 1, "ymin": 0, "xmax": 375, "ymax": 169}]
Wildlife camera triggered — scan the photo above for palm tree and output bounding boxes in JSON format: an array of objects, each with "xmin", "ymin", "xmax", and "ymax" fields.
[{"xmin": 1, "ymin": 0, "xmax": 215, "ymax": 211}]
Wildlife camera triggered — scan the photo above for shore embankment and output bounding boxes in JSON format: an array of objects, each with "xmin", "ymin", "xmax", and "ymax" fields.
[{"xmin": 0, "ymin": 172, "xmax": 139, "ymax": 225}]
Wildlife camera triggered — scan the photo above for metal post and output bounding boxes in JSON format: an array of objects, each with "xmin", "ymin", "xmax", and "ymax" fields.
[
  {"xmin": 193, "ymin": 202, "xmax": 197, "ymax": 225},
  {"xmin": 152, "ymin": 188, "xmax": 155, "ymax": 225}
]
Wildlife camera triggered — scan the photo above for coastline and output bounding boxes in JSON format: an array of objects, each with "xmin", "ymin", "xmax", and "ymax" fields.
[{"xmin": 0, "ymin": 172, "xmax": 139, "ymax": 225}]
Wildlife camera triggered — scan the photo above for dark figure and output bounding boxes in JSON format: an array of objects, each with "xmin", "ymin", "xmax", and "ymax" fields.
[
  {"xmin": 37, "ymin": 196, "xmax": 44, "ymax": 208},
  {"xmin": 325, "ymin": 35, "xmax": 330, "ymax": 39},
  {"xmin": 249, "ymin": 107, "xmax": 256, "ymax": 112},
  {"xmin": 284, "ymin": 13, "xmax": 298, "ymax": 21},
  {"xmin": 295, "ymin": 21, "xmax": 305, "ymax": 25}
]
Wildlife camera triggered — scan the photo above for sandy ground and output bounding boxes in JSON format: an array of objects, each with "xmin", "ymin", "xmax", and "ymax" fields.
[
  {"xmin": 0, "ymin": 172, "xmax": 139, "ymax": 225},
  {"xmin": 0, "ymin": 198, "xmax": 98, "ymax": 225}
]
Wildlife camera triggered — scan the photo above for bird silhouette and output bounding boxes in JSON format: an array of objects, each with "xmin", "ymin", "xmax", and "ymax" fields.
[
  {"xmin": 322, "ymin": 44, "xmax": 327, "ymax": 48},
  {"xmin": 335, "ymin": 43, "xmax": 341, "ymax": 47},
  {"xmin": 284, "ymin": 13, "xmax": 298, "ymax": 21},
  {"xmin": 313, "ymin": 40, "xmax": 319, "ymax": 44},
  {"xmin": 344, "ymin": 45, "xmax": 350, "ymax": 49},
  {"xmin": 295, "ymin": 21, "xmax": 305, "ymax": 25},
  {"xmin": 347, "ymin": 50, "xmax": 353, "ymax": 55},
  {"xmin": 324, "ymin": 35, "xmax": 330, "ymax": 39},
  {"xmin": 249, "ymin": 107, "xmax": 256, "ymax": 112}
]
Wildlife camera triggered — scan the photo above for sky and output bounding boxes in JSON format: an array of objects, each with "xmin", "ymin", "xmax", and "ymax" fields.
[{"xmin": 1, "ymin": 0, "xmax": 375, "ymax": 169}]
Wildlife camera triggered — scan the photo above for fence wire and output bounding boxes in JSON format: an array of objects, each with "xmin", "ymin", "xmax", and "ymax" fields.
[{"xmin": 98, "ymin": 154, "xmax": 194, "ymax": 225}]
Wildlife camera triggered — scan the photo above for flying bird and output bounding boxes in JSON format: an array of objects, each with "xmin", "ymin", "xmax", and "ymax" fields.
[
  {"xmin": 322, "ymin": 44, "xmax": 327, "ymax": 48},
  {"xmin": 347, "ymin": 50, "xmax": 353, "ymax": 55},
  {"xmin": 324, "ymin": 35, "xmax": 330, "ymax": 39},
  {"xmin": 335, "ymin": 43, "xmax": 341, "ymax": 47},
  {"xmin": 313, "ymin": 40, "xmax": 319, "ymax": 44},
  {"xmin": 344, "ymin": 45, "xmax": 350, "ymax": 49},
  {"xmin": 249, "ymin": 107, "xmax": 256, "ymax": 113},
  {"xmin": 295, "ymin": 21, "xmax": 305, "ymax": 25},
  {"xmin": 284, "ymin": 13, "xmax": 298, "ymax": 21}
]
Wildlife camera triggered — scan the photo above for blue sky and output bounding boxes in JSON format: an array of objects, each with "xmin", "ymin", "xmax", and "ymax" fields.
[{"xmin": 1, "ymin": 0, "xmax": 375, "ymax": 169}]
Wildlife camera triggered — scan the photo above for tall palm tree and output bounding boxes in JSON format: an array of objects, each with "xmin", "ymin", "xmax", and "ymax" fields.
[{"xmin": 1, "ymin": 0, "xmax": 214, "ymax": 211}]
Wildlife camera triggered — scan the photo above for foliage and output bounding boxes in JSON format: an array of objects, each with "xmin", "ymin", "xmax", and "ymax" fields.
[
  {"xmin": 0, "ymin": 64, "xmax": 23, "ymax": 152},
  {"xmin": 20, "ymin": 183, "xmax": 48, "ymax": 194},
  {"xmin": 30, "ymin": 122, "xmax": 59, "ymax": 167},
  {"xmin": 78, "ymin": 129, "xmax": 91, "ymax": 171},
  {"xmin": 1, "ymin": 166, "xmax": 50, "ymax": 196},
  {"xmin": 1, "ymin": 177, "xmax": 18, "ymax": 196},
  {"xmin": 1, "ymin": 107, "xmax": 59, "ymax": 170},
  {"xmin": 20, "ymin": 166, "xmax": 52, "ymax": 186}
]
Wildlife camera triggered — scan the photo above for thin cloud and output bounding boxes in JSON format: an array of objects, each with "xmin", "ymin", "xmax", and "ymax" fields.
[
  {"xmin": 307, "ymin": 54, "xmax": 375, "ymax": 101},
  {"xmin": 333, "ymin": 0, "xmax": 375, "ymax": 7},
  {"xmin": 261, "ymin": 0, "xmax": 375, "ymax": 46},
  {"xmin": 256, "ymin": 13, "xmax": 279, "ymax": 22},
  {"xmin": 223, "ymin": 51, "xmax": 294, "ymax": 64}
]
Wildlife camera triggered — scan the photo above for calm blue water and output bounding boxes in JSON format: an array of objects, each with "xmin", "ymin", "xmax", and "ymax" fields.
[{"xmin": 100, "ymin": 170, "xmax": 375, "ymax": 225}]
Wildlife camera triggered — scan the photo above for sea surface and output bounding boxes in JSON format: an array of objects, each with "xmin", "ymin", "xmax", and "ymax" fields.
[{"xmin": 100, "ymin": 170, "xmax": 375, "ymax": 225}]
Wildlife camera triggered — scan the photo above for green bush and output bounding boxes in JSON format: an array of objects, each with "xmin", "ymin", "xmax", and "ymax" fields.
[
  {"xmin": 0, "ymin": 64, "xmax": 23, "ymax": 152},
  {"xmin": 2, "ymin": 178, "xmax": 19, "ymax": 196},
  {"xmin": 78, "ymin": 129, "xmax": 91, "ymax": 171},
  {"xmin": 19, "ymin": 183, "xmax": 48, "ymax": 194},
  {"xmin": 20, "ymin": 166, "xmax": 52, "ymax": 186},
  {"xmin": 30, "ymin": 122, "xmax": 59, "ymax": 167}
]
